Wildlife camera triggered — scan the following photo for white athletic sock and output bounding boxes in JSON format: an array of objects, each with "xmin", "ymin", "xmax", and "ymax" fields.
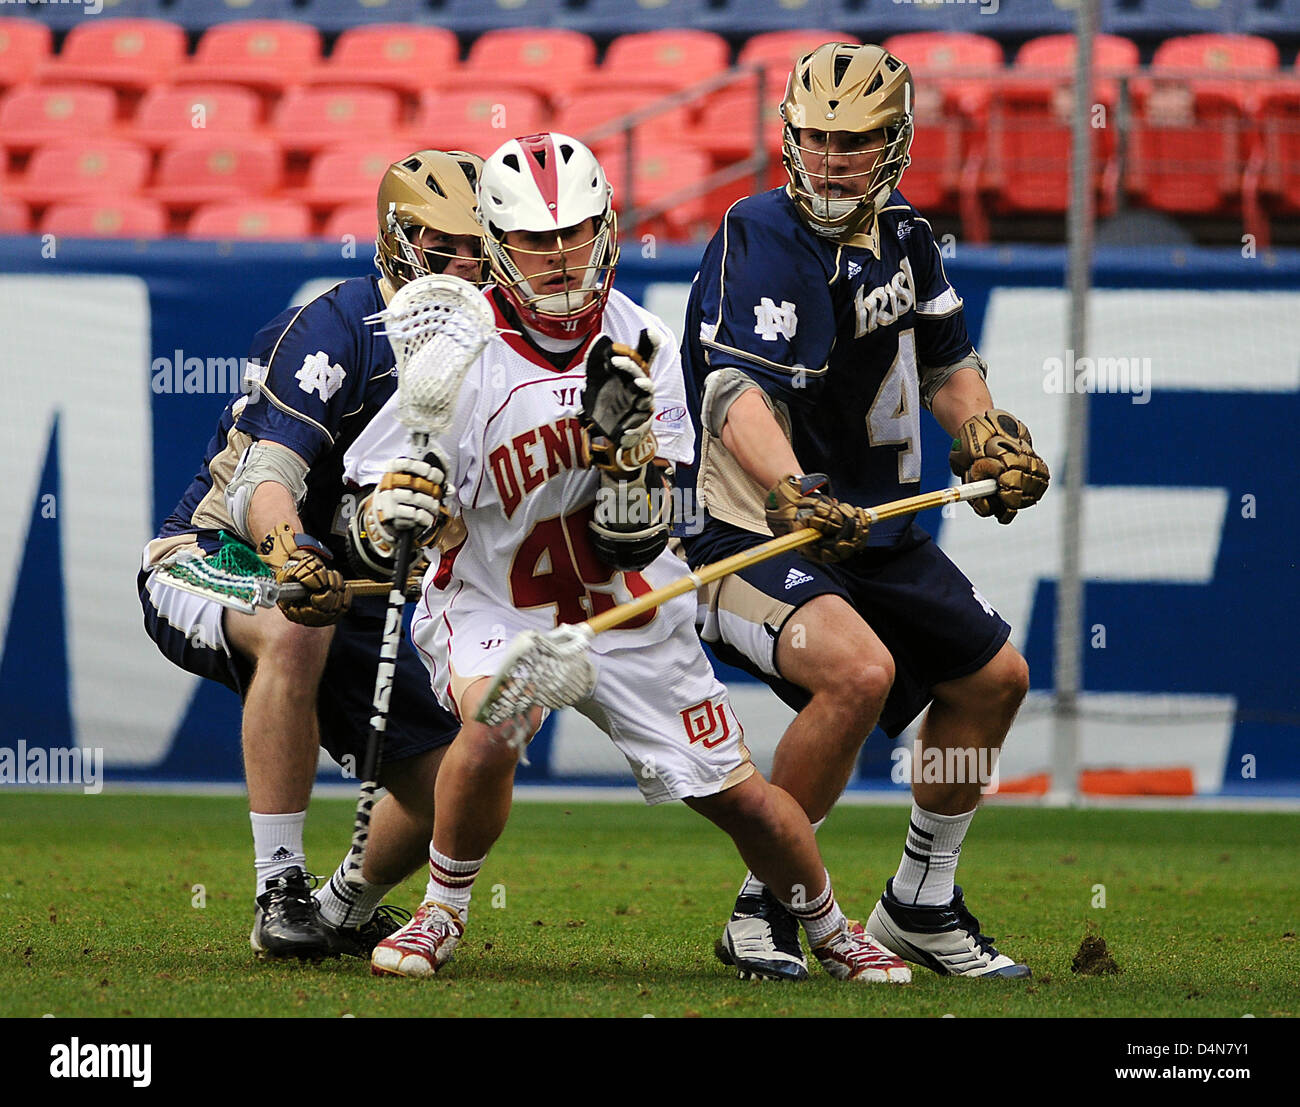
[
  {"xmin": 250, "ymin": 811, "xmax": 308, "ymax": 898},
  {"xmin": 779, "ymin": 870, "xmax": 845, "ymax": 946},
  {"xmin": 890, "ymin": 804, "xmax": 976, "ymax": 907},
  {"xmin": 315, "ymin": 861, "xmax": 398, "ymax": 928},
  {"xmin": 737, "ymin": 818, "xmax": 826, "ymax": 901},
  {"xmin": 426, "ymin": 846, "xmax": 483, "ymax": 921}
]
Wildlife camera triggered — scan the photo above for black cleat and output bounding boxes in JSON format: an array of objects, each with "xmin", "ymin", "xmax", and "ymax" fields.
[
  {"xmin": 714, "ymin": 889, "xmax": 809, "ymax": 982},
  {"xmin": 866, "ymin": 879, "xmax": 1031, "ymax": 979},
  {"xmin": 323, "ymin": 904, "xmax": 413, "ymax": 959},
  {"xmin": 250, "ymin": 867, "xmax": 334, "ymax": 961}
]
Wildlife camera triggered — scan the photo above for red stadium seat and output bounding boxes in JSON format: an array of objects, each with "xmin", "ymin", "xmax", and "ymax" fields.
[
  {"xmin": 178, "ymin": 21, "xmax": 322, "ymax": 96},
  {"xmin": 601, "ymin": 30, "xmax": 730, "ymax": 93},
  {"xmin": 288, "ymin": 142, "xmax": 412, "ymax": 211},
  {"xmin": 600, "ymin": 146, "xmax": 713, "ymax": 241},
  {"xmin": 1126, "ymin": 36, "xmax": 1278, "ymax": 216},
  {"xmin": 553, "ymin": 89, "xmax": 691, "ymax": 151},
  {"xmin": 881, "ymin": 33, "xmax": 1003, "ymax": 120},
  {"xmin": 462, "ymin": 29, "xmax": 596, "ymax": 102},
  {"xmin": 131, "ymin": 84, "xmax": 262, "ymax": 151},
  {"xmin": 320, "ymin": 201, "xmax": 377, "ymax": 242},
  {"xmin": 690, "ymin": 83, "xmax": 783, "ymax": 165},
  {"xmin": 410, "ymin": 88, "xmax": 546, "ymax": 158},
  {"xmin": 150, "ymin": 135, "xmax": 282, "ymax": 213},
  {"xmin": 308, "ymin": 25, "xmax": 460, "ymax": 98},
  {"xmin": 6, "ymin": 140, "xmax": 151, "ymax": 208},
  {"xmin": 1260, "ymin": 77, "xmax": 1300, "ymax": 214},
  {"xmin": 187, "ymin": 199, "xmax": 313, "ymax": 239},
  {"xmin": 737, "ymin": 30, "xmax": 861, "ymax": 91},
  {"xmin": 272, "ymin": 87, "xmax": 402, "ymax": 155},
  {"xmin": 0, "ymin": 194, "xmax": 31, "ymax": 232},
  {"xmin": 982, "ymin": 35, "xmax": 1139, "ymax": 215},
  {"xmin": 0, "ymin": 18, "xmax": 52, "ymax": 93},
  {"xmin": 44, "ymin": 19, "xmax": 187, "ymax": 94},
  {"xmin": 0, "ymin": 84, "xmax": 118, "ymax": 153},
  {"xmin": 40, "ymin": 197, "xmax": 167, "ymax": 237}
]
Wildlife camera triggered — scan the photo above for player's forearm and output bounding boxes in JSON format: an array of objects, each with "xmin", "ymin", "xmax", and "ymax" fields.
[
  {"xmin": 929, "ymin": 367, "xmax": 995, "ymax": 439},
  {"xmin": 720, "ymin": 388, "xmax": 803, "ymax": 489},
  {"xmin": 246, "ymin": 472, "xmax": 306, "ymax": 542}
]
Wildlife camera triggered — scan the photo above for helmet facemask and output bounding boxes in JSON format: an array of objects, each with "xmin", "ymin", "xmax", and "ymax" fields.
[{"xmin": 380, "ymin": 209, "xmax": 488, "ymax": 288}]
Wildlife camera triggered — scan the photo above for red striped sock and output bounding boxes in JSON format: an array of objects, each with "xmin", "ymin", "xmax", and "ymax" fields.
[{"xmin": 426, "ymin": 846, "xmax": 483, "ymax": 920}]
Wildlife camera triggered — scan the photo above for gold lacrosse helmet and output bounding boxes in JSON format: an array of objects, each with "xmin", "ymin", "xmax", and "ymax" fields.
[
  {"xmin": 376, "ymin": 149, "xmax": 486, "ymax": 288},
  {"xmin": 780, "ymin": 43, "xmax": 914, "ymax": 239}
]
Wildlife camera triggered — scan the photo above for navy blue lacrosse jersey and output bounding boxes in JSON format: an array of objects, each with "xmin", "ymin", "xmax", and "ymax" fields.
[
  {"xmin": 678, "ymin": 187, "xmax": 976, "ymax": 546},
  {"xmin": 155, "ymin": 275, "xmax": 398, "ymax": 562}
]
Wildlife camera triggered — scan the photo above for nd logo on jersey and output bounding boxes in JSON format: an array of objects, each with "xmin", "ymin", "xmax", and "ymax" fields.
[{"xmin": 855, "ymin": 257, "xmax": 916, "ymax": 337}]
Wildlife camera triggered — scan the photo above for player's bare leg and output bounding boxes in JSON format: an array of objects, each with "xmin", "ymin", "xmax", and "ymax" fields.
[
  {"xmin": 225, "ymin": 607, "xmax": 335, "ymax": 959},
  {"xmin": 867, "ymin": 640, "xmax": 1032, "ymax": 978}
]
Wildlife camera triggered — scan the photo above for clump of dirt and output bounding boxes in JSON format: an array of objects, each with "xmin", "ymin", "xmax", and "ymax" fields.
[{"xmin": 1071, "ymin": 933, "xmax": 1120, "ymax": 975}]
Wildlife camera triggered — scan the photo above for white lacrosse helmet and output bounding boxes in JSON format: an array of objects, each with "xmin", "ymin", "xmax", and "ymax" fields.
[{"xmin": 478, "ymin": 132, "xmax": 620, "ymax": 341}]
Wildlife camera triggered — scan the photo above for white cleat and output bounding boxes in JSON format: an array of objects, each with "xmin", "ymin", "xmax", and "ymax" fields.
[
  {"xmin": 865, "ymin": 880, "xmax": 1031, "ymax": 979},
  {"xmin": 370, "ymin": 900, "xmax": 464, "ymax": 979},
  {"xmin": 811, "ymin": 919, "xmax": 912, "ymax": 984}
]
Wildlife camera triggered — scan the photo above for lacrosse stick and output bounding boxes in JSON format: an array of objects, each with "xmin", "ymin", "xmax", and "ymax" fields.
[
  {"xmin": 153, "ymin": 549, "xmax": 421, "ymax": 614},
  {"xmin": 339, "ymin": 273, "xmax": 497, "ymax": 893},
  {"xmin": 474, "ymin": 479, "xmax": 999, "ymax": 741}
]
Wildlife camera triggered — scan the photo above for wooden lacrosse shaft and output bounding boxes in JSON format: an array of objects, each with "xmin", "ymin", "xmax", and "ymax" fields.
[
  {"xmin": 583, "ymin": 479, "xmax": 999, "ymax": 637},
  {"xmin": 276, "ymin": 576, "xmax": 422, "ymax": 603}
]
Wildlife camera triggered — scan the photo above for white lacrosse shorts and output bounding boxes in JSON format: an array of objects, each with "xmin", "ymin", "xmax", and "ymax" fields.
[{"xmin": 413, "ymin": 593, "xmax": 756, "ymax": 805}]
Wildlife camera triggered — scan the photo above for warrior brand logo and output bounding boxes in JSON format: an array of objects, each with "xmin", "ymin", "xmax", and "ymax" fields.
[
  {"xmin": 551, "ymin": 386, "xmax": 580, "ymax": 407},
  {"xmin": 680, "ymin": 698, "xmax": 738, "ymax": 749},
  {"xmin": 488, "ymin": 416, "xmax": 588, "ymax": 519},
  {"xmin": 854, "ymin": 256, "xmax": 916, "ymax": 337}
]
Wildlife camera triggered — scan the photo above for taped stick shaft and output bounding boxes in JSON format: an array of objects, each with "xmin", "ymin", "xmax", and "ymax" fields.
[{"xmin": 583, "ymin": 479, "xmax": 998, "ymax": 637}]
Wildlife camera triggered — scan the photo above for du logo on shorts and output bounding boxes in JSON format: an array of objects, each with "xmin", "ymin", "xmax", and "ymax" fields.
[{"xmin": 680, "ymin": 698, "xmax": 738, "ymax": 749}]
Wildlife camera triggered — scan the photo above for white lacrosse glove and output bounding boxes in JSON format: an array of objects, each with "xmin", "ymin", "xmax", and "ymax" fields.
[
  {"xmin": 580, "ymin": 329, "xmax": 661, "ymax": 473},
  {"xmin": 348, "ymin": 454, "xmax": 448, "ymax": 579}
]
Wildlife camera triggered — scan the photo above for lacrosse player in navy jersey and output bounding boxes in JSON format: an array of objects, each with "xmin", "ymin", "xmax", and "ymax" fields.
[
  {"xmin": 678, "ymin": 44, "xmax": 1050, "ymax": 981},
  {"xmin": 138, "ymin": 151, "xmax": 485, "ymax": 962}
]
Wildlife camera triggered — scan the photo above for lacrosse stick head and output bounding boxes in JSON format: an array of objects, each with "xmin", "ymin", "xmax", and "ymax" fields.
[
  {"xmin": 475, "ymin": 626, "xmax": 597, "ymax": 735},
  {"xmin": 368, "ymin": 273, "xmax": 497, "ymax": 437}
]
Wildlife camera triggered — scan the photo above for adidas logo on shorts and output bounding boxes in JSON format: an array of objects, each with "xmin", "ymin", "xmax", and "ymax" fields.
[{"xmin": 784, "ymin": 568, "xmax": 814, "ymax": 590}]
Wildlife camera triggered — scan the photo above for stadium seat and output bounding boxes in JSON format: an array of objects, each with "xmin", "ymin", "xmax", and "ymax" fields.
[
  {"xmin": 150, "ymin": 135, "xmax": 282, "ymax": 212},
  {"xmin": 736, "ymin": 30, "xmax": 861, "ymax": 92},
  {"xmin": 1126, "ymin": 35, "xmax": 1278, "ymax": 216},
  {"xmin": 982, "ymin": 35, "xmax": 1140, "ymax": 215},
  {"xmin": 165, "ymin": 0, "xmax": 300, "ymax": 31},
  {"xmin": 0, "ymin": 195, "xmax": 31, "ymax": 232},
  {"xmin": 410, "ymin": 88, "xmax": 547, "ymax": 158},
  {"xmin": 566, "ymin": 0, "xmax": 714, "ymax": 35},
  {"xmin": 131, "ymin": 84, "xmax": 263, "ymax": 151},
  {"xmin": 0, "ymin": 19, "xmax": 52, "ymax": 93},
  {"xmin": 300, "ymin": 0, "xmax": 424, "ymax": 34},
  {"xmin": 690, "ymin": 82, "xmax": 784, "ymax": 165},
  {"xmin": 1100, "ymin": 0, "xmax": 1240, "ymax": 37},
  {"xmin": 272, "ymin": 87, "xmax": 403, "ymax": 155},
  {"xmin": 0, "ymin": 84, "xmax": 118, "ymax": 153},
  {"xmin": 881, "ymin": 32, "xmax": 1004, "ymax": 119},
  {"xmin": 6, "ymin": 140, "xmax": 152, "ymax": 208},
  {"xmin": 426, "ymin": 0, "xmax": 563, "ymax": 33},
  {"xmin": 462, "ymin": 28, "xmax": 596, "ymax": 102},
  {"xmin": 1260, "ymin": 78, "xmax": 1300, "ymax": 213},
  {"xmin": 287, "ymin": 142, "xmax": 413, "ymax": 211},
  {"xmin": 178, "ymin": 21, "xmax": 323, "ymax": 96},
  {"xmin": 187, "ymin": 199, "xmax": 313, "ymax": 239},
  {"xmin": 1241, "ymin": 0, "xmax": 1300, "ymax": 38},
  {"xmin": 600, "ymin": 30, "xmax": 730, "ymax": 93},
  {"xmin": 306, "ymin": 26, "xmax": 460, "ymax": 98},
  {"xmin": 320, "ymin": 201, "xmax": 378, "ymax": 241},
  {"xmin": 554, "ymin": 90, "xmax": 693, "ymax": 153},
  {"xmin": 42, "ymin": 19, "xmax": 187, "ymax": 94},
  {"xmin": 40, "ymin": 197, "xmax": 167, "ymax": 237},
  {"xmin": 599, "ymin": 146, "xmax": 714, "ymax": 241}
]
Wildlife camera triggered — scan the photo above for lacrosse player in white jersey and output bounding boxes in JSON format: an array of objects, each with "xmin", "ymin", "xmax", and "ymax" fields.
[
  {"xmin": 139, "ymin": 151, "xmax": 485, "ymax": 962},
  {"xmin": 343, "ymin": 132, "xmax": 910, "ymax": 983}
]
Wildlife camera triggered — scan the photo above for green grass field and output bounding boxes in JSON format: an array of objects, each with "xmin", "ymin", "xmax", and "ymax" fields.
[{"xmin": 1, "ymin": 794, "xmax": 1295, "ymax": 1018}]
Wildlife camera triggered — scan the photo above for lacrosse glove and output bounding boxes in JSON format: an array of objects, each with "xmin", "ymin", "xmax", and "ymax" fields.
[
  {"xmin": 948, "ymin": 409, "xmax": 1051, "ymax": 524},
  {"xmin": 348, "ymin": 454, "xmax": 448, "ymax": 579},
  {"xmin": 580, "ymin": 329, "xmax": 660, "ymax": 474},
  {"xmin": 765, "ymin": 473, "xmax": 872, "ymax": 564},
  {"xmin": 257, "ymin": 522, "xmax": 348, "ymax": 627}
]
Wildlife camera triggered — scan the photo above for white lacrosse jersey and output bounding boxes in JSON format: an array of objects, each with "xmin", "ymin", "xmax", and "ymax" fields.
[{"xmin": 344, "ymin": 286, "xmax": 698, "ymax": 656}]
